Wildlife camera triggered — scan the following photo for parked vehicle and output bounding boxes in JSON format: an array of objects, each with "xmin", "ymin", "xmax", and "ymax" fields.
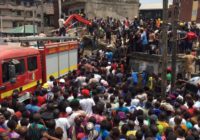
[{"xmin": 0, "ymin": 37, "xmax": 78, "ymax": 101}]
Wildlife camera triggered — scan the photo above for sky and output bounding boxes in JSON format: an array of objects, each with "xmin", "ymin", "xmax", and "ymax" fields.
[{"xmin": 140, "ymin": 0, "xmax": 172, "ymax": 4}]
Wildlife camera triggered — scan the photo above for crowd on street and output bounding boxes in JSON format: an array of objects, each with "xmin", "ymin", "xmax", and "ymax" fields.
[
  {"xmin": 0, "ymin": 16, "xmax": 200, "ymax": 140},
  {"xmin": 82, "ymin": 16, "xmax": 200, "ymax": 55}
]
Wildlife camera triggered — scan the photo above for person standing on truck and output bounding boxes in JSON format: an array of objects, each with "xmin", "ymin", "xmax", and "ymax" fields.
[
  {"xmin": 39, "ymin": 31, "xmax": 46, "ymax": 37},
  {"xmin": 58, "ymin": 15, "xmax": 66, "ymax": 36}
]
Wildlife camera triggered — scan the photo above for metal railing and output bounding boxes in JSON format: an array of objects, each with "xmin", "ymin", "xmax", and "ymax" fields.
[
  {"xmin": 1, "ymin": 16, "xmax": 41, "ymax": 22},
  {"xmin": 3, "ymin": 36, "xmax": 78, "ymax": 42},
  {"xmin": 0, "ymin": 4, "xmax": 36, "ymax": 11}
]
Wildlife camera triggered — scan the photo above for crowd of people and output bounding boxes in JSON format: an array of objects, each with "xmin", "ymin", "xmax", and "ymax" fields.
[
  {"xmin": 84, "ymin": 16, "xmax": 200, "ymax": 55},
  {"xmin": 1, "ymin": 16, "xmax": 200, "ymax": 140},
  {"xmin": 0, "ymin": 44, "xmax": 200, "ymax": 140},
  {"xmin": 58, "ymin": 14, "xmax": 200, "ymax": 55}
]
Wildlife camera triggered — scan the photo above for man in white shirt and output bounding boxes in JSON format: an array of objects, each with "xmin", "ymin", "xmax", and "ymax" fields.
[
  {"xmin": 79, "ymin": 91, "xmax": 95, "ymax": 115},
  {"xmin": 94, "ymin": 73, "xmax": 101, "ymax": 82},
  {"xmin": 194, "ymin": 116, "xmax": 200, "ymax": 132},
  {"xmin": 58, "ymin": 15, "xmax": 66, "ymax": 36},
  {"xmin": 75, "ymin": 75, "xmax": 86, "ymax": 87},
  {"xmin": 0, "ymin": 104, "xmax": 14, "ymax": 115},
  {"xmin": 105, "ymin": 62, "xmax": 112, "ymax": 76},
  {"xmin": 89, "ymin": 74, "xmax": 99, "ymax": 84},
  {"xmin": 169, "ymin": 115, "xmax": 186, "ymax": 128},
  {"xmin": 54, "ymin": 109, "xmax": 70, "ymax": 140},
  {"xmin": 67, "ymin": 101, "xmax": 86, "ymax": 126},
  {"xmin": 194, "ymin": 99, "xmax": 200, "ymax": 110}
]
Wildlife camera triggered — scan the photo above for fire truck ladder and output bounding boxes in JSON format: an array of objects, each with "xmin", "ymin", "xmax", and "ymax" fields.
[
  {"xmin": 4, "ymin": 36, "xmax": 78, "ymax": 48},
  {"xmin": 4, "ymin": 36, "xmax": 78, "ymax": 42}
]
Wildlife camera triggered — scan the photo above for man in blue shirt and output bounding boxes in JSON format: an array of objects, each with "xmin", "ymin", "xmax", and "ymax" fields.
[
  {"xmin": 115, "ymin": 99, "xmax": 129, "ymax": 113},
  {"xmin": 140, "ymin": 28, "xmax": 148, "ymax": 53},
  {"xmin": 25, "ymin": 97, "xmax": 41, "ymax": 113}
]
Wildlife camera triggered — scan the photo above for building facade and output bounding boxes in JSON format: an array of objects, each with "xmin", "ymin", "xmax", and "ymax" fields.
[
  {"xmin": 0, "ymin": 0, "xmax": 55, "ymax": 33},
  {"xmin": 139, "ymin": 3, "xmax": 164, "ymax": 20},
  {"xmin": 179, "ymin": 0, "xmax": 200, "ymax": 23},
  {"xmin": 139, "ymin": 9, "xmax": 163, "ymax": 20},
  {"xmin": 62, "ymin": 0, "xmax": 140, "ymax": 20}
]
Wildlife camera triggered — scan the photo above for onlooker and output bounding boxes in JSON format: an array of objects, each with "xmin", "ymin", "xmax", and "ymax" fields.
[{"xmin": 58, "ymin": 15, "xmax": 66, "ymax": 36}]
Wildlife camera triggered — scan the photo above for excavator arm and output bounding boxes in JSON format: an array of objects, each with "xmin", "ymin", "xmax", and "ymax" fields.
[{"xmin": 64, "ymin": 14, "xmax": 92, "ymax": 27}]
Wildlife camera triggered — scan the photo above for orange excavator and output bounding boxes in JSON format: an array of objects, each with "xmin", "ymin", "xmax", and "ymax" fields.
[{"xmin": 64, "ymin": 14, "xmax": 92, "ymax": 29}]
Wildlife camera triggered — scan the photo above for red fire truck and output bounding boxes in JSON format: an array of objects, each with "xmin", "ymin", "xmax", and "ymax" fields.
[{"xmin": 0, "ymin": 37, "xmax": 78, "ymax": 100}]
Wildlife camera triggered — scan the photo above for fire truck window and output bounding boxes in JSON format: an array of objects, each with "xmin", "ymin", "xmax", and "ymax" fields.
[
  {"xmin": 15, "ymin": 59, "xmax": 25, "ymax": 75},
  {"xmin": 2, "ymin": 62, "xmax": 10, "ymax": 83},
  {"xmin": 28, "ymin": 57, "xmax": 37, "ymax": 71}
]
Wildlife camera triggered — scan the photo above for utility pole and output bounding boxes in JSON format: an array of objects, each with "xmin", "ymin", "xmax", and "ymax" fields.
[
  {"xmin": 41, "ymin": 0, "xmax": 44, "ymax": 33},
  {"xmin": 161, "ymin": 0, "xmax": 168, "ymax": 97},
  {"xmin": 23, "ymin": 8, "xmax": 26, "ymax": 36},
  {"xmin": 0, "ymin": 16, "xmax": 3, "ymax": 37},
  {"xmin": 33, "ymin": 5, "xmax": 36, "ymax": 36},
  {"xmin": 171, "ymin": 0, "xmax": 180, "ymax": 91},
  {"xmin": 58, "ymin": 0, "xmax": 62, "ymax": 18}
]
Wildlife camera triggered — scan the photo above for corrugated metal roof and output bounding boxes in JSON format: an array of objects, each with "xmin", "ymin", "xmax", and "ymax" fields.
[
  {"xmin": 140, "ymin": 1, "xmax": 172, "ymax": 10},
  {"xmin": 140, "ymin": 3, "xmax": 163, "ymax": 10}
]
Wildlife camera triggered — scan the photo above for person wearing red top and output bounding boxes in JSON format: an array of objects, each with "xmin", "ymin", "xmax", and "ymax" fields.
[
  {"xmin": 15, "ymin": 111, "xmax": 22, "ymax": 120},
  {"xmin": 187, "ymin": 100, "xmax": 195, "ymax": 116},
  {"xmin": 111, "ymin": 61, "xmax": 118, "ymax": 70},
  {"xmin": 124, "ymin": 17, "xmax": 130, "ymax": 30},
  {"xmin": 0, "ymin": 128, "xmax": 6, "ymax": 132},
  {"xmin": 37, "ymin": 96, "xmax": 46, "ymax": 107},
  {"xmin": 120, "ymin": 62, "xmax": 124, "ymax": 74},
  {"xmin": 181, "ymin": 31, "xmax": 197, "ymax": 52},
  {"xmin": 35, "ymin": 90, "xmax": 46, "ymax": 107}
]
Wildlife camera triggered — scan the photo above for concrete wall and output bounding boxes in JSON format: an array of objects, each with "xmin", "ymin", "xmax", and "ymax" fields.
[
  {"xmin": 129, "ymin": 53, "xmax": 185, "ymax": 75},
  {"xmin": 2, "ymin": 21, "xmax": 13, "ymax": 29},
  {"xmin": 179, "ymin": 0, "xmax": 200, "ymax": 23},
  {"xmin": 179, "ymin": 0, "xmax": 193, "ymax": 22},
  {"xmin": 85, "ymin": 0, "xmax": 139, "ymax": 20}
]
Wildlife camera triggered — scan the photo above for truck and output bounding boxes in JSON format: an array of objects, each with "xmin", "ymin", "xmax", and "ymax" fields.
[{"xmin": 0, "ymin": 37, "xmax": 78, "ymax": 101}]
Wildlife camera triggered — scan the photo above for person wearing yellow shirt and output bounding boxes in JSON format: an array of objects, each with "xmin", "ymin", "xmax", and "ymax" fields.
[
  {"xmin": 148, "ymin": 76, "xmax": 153, "ymax": 90},
  {"xmin": 157, "ymin": 112, "xmax": 169, "ymax": 134},
  {"xmin": 126, "ymin": 120, "xmax": 137, "ymax": 136},
  {"xmin": 156, "ymin": 18, "xmax": 161, "ymax": 28}
]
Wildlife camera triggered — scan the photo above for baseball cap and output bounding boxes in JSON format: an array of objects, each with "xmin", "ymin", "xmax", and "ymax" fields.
[
  {"xmin": 59, "ymin": 79, "xmax": 65, "ymax": 83},
  {"xmin": 77, "ymin": 133, "xmax": 85, "ymax": 139},
  {"xmin": 42, "ymin": 83, "xmax": 49, "ymax": 89},
  {"xmin": 15, "ymin": 111, "xmax": 22, "ymax": 119},
  {"xmin": 86, "ymin": 122, "xmax": 94, "ymax": 131},
  {"xmin": 65, "ymin": 107, "xmax": 72, "ymax": 115},
  {"xmin": 81, "ymin": 89, "xmax": 90, "ymax": 97}
]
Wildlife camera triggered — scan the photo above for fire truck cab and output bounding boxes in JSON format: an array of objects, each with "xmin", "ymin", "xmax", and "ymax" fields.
[{"xmin": 0, "ymin": 38, "xmax": 78, "ymax": 100}]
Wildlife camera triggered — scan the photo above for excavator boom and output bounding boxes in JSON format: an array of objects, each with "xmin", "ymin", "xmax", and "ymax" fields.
[{"xmin": 64, "ymin": 14, "xmax": 92, "ymax": 27}]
